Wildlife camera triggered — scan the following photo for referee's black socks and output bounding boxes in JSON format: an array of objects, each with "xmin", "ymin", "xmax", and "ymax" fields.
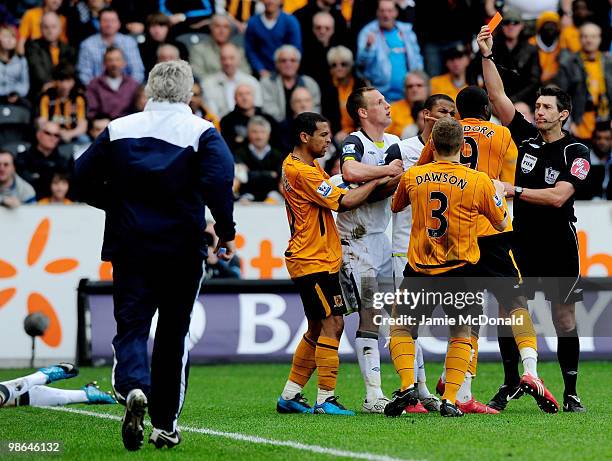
[
  {"xmin": 497, "ymin": 324, "xmax": 521, "ymax": 386},
  {"xmin": 557, "ymin": 328, "xmax": 579, "ymax": 397}
]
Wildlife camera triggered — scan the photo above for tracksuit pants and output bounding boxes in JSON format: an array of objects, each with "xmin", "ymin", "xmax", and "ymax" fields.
[{"xmin": 110, "ymin": 255, "xmax": 204, "ymax": 432}]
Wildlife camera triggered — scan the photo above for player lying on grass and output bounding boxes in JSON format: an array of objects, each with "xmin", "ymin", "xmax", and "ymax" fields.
[
  {"xmin": 386, "ymin": 117, "xmax": 508, "ymax": 417},
  {"xmin": 277, "ymin": 112, "xmax": 395, "ymax": 416},
  {"xmin": 0, "ymin": 363, "xmax": 116, "ymax": 408}
]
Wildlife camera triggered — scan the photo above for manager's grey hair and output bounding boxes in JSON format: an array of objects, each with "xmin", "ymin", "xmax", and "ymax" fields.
[{"xmin": 145, "ymin": 60, "xmax": 194, "ymax": 104}]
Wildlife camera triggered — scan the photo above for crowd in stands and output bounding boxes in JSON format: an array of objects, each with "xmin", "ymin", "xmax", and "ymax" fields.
[{"xmin": 1, "ymin": 0, "xmax": 611, "ymax": 212}]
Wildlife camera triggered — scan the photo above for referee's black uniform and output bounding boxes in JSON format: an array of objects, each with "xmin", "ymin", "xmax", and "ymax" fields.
[{"xmin": 506, "ymin": 109, "xmax": 590, "ymax": 402}]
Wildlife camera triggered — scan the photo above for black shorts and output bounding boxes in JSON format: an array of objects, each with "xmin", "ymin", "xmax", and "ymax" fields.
[
  {"xmin": 401, "ymin": 263, "xmax": 481, "ymax": 319},
  {"xmin": 513, "ymin": 222, "xmax": 582, "ymax": 303},
  {"xmin": 473, "ymin": 232, "xmax": 523, "ymax": 309},
  {"xmin": 293, "ymin": 271, "xmax": 348, "ymax": 320}
]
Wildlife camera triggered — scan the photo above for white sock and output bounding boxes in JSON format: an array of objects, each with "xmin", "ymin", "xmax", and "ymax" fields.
[
  {"xmin": 281, "ymin": 380, "xmax": 303, "ymax": 401},
  {"xmin": 27, "ymin": 386, "xmax": 87, "ymax": 406},
  {"xmin": 415, "ymin": 341, "xmax": 432, "ymax": 398},
  {"xmin": 2, "ymin": 371, "xmax": 48, "ymax": 400},
  {"xmin": 355, "ymin": 337, "xmax": 384, "ymax": 401},
  {"xmin": 520, "ymin": 347, "xmax": 538, "ymax": 378},
  {"xmin": 316, "ymin": 388, "xmax": 334, "ymax": 405},
  {"xmin": 456, "ymin": 372, "xmax": 473, "ymax": 403}
]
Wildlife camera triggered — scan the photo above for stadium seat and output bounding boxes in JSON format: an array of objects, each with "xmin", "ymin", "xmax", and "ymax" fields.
[
  {"xmin": 1, "ymin": 140, "xmax": 31, "ymax": 156},
  {"xmin": 175, "ymin": 32, "xmax": 209, "ymax": 52},
  {"xmin": 0, "ymin": 104, "xmax": 32, "ymax": 146}
]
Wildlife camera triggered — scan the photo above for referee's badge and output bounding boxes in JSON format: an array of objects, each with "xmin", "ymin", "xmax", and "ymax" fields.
[
  {"xmin": 544, "ymin": 167, "xmax": 560, "ymax": 184},
  {"xmin": 521, "ymin": 154, "xmax": 538, "ymax": 173}
]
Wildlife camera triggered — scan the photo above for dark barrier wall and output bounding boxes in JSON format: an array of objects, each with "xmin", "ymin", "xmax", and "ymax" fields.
[{"xmin": 77, "ymin": 279, "xmax": 612, "ymax": 365}]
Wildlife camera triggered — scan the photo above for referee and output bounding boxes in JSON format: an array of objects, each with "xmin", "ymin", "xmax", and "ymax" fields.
[
  {"xmin": 478, "ymin": 26, "xmax": 589, "ymax": 413},
  {"xmin": 74, "ymin": 60, "xmax": 236, "ymax": 449}
]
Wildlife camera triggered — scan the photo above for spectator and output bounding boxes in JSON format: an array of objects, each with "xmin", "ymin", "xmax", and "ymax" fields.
[
  {"xmin": 514, "ymin": 100, "xmax": 534, "ymax": 123},
  {"xmin": 73, "ymin": 114, "xmax": 110, "ymax": 160},
  {"xmin": 77, "ymin": 7, "xmax": 144, "ymax": 85},
  {"xmin": 190, "ymin": 14, "xmax": 250, "ymax": 81},
  {"xmin": 156, "ymin": 43, "xmax": 180, "ymax": 63},
  {"xmin": 430, "ymin": 45, "xmax": 470, "ymax": 102},
  {"xmin": 320, "ymin": 45, "xmax": 367, "ymax": 141},
  {"xmin": 528, "ymin": 11, "xmax": 563, "ymax": 84},
  {"xmin": 299, "ymin": 11, "xmax": 337, "ymax": 87},
  {"xmin": 560, "ymin": 0, "xmax": 594, "ymax": 53},
  {"xmin": 0, "ymin": 25, "xmax": 29, "ymax": 104},
  {"xmin": 16, "ymin": 121, "xmax": 73, "ymax": 200},
  {"xmin": 157, "ymin": 0, "xmax": 216, "ymax": 36},
  {"xmin": 482, "ymin": 8, "xmax": 541, "ymax": 105},
  {"xmin": 38, "ymin": 172, "xmax": 72, "ymax": 204},
  {"xmin": 356, "ymin": 0, "xmax": 423, "ymax": 102},
  {"xmin": 503, "ymin": 0, "xmax": 559, "ymax": 22},
  {"xmin": 203, "ymin": 43, "xmax": 262, "ymax": 118},
  {"xmin": 586, "ymin": 121, "xmax": 612, "ymax": 199},
  {"xmin": 204, "ymin": 221, "xmax": 241, "ymax": 279},
  {"xmin": 388, "ymin": 70, "xmax": 430, "ymax": 138},
  {"xmin": 234, "ymin": 116, "xmax": 284, "ymax": 202},
  {"xmin": 66, "ymin": 0, "xmax": 107, "ymax": 45},
  {"xmin": 245, "ymin": 0, "xmax": 302, "ymax": 78},
  {"xmin": 17, "ymin": 0, "xmax": 67, "ymax": 55},
  {"xmin": 276, "ymin": 86, "xmax": 316, "ymax": 153},
  {"xmin": 25, "ymin": 11, "xmax": 76, "ymax": 99},
  {"xmin": 38, "ymin": 64, "xmax": 87, "ymax": 144},
  {"xmin": 0, "ymin": 150, "xmax": 36, "ymax": 208},
  {"xmin": 557, "ymin": 22, "xmax": 612, "ymax": 142},
  {"xmin": 414, "ymin": 0, "xmax": 482, "ymax": 77},
  {"xmin": 261, "ymin": 45, "xmax": 321, "ymax": 122},
  {"xmin": 86, "ymin": 46, "xmax": 140, "ymax": 120},
  {"xmin": 293, "ymin": 0, "xmax": 349, "ymax": 50},
  {"xmin": 133, "ymin": 85, "xmax": 147, "ymax": 112},
  {"xmin": 139, "ymin": 13, "xmax": 189, "ymax": 77},
  {"xmin": 189, "ymin": 81, "xmax": 221, "ymax": 130},
  {"xmin": 220, "ymin": 83, "xmax": 280, "ymax": 152}
]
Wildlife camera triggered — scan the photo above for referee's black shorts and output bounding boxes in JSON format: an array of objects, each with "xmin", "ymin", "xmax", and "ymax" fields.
[
  {"xmin": 293, "ymin": 271, "xmax": 348, "ymax": 320},
  {"xmin": 473, "ymin": 232, "xmax": 523, "ymax": 310},
  {"xmin": 512, "ymin": 222, "xmax": 582, "ymax": 304}
]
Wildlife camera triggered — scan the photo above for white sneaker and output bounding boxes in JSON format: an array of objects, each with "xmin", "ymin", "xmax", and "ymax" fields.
[{"xmin": 362, "ymin": 396, "xmax": 390, "ymax": 413}]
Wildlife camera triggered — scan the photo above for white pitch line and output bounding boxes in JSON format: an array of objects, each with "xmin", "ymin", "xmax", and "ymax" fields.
[{"xmin": 42, "ymin": 406, "xmax": 419, "ymax": 461}]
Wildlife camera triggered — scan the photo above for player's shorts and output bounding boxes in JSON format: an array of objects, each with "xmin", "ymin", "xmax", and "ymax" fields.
[
  {"xmin": 400, "ymin": 262, "xmax": 481, "ymax": 321},
  {"xmin": 292, "ymin": 271, "xmax": 348, "ymax": 320},
  {"xmin": 339, "ymin": 233, "xmax": 393, "ymax": 313},
  {"xmin": 513, "ymin": 221, "xmax": 582, "ymax": 304},
  {"xmin": 473, "ymin": 232, "xmax": 524, "ymax": 310}
]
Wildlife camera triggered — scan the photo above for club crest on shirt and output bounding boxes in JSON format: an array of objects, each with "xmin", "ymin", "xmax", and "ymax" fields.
[
  {"xmin": 343, "ymin": 144, "xmax": 356, "ymax": 154},
  {"xmin": 544, "ymin": 167, "xmax": 560, "ymax": 185},
  {"xmin": 493, "ymin": 192, "xmax": 503, "ymax": 207},
  {"xmin": 521, "ymin": 154, "xmax": 538, "ymax": 173},
  {"xmin": 570, "ymin": 158, "xmax": 590, "ymax": 180},
  {"xmin": 317, "ymin": 181, "xmax": 333, "ymax": 197}
]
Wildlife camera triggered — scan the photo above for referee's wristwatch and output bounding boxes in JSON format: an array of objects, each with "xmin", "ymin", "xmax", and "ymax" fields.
[{"xmin": 514, "ymin": 186, "xmax": 523, "ymax": 200}]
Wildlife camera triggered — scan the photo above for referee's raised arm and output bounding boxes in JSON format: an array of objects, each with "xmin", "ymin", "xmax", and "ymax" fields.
[{"xmin": 477, "ymin": 25, "xmax": 516, "ymax": 127}]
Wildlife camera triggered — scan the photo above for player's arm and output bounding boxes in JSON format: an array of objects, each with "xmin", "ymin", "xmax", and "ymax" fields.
[
  {"xmin": 366, "ymin": 143, "xmax": 404, "ymax": 202},
  {"xmin": 504, "ymin": 181, "xmax": 575, "ymax": 208},
  {"xmin": 340, "ymin": 135, "xmax": 403, "ymax": 182},
  {"xmin": 477, "ymin": 26, "xmax": 516, "ymax": 126},
  {"xmin": 340, "ymin": 177, "xmax": 390, "ymax": 211},
  {"xmin": 499, "ymin": 134, "xmax": 518, "ymax": 184},
  {"xmin": 481, "ymin": 178, "xmax": 509, "ymax": 231},
  {"xmin": 416, "ymin": 138, "xmax": 434, "ymax": 165},
  {"xmin": 390, "ymin": 172, "xmax": 410, "ymax": 212},
  {"xmin": 503, "ymin": 143, "xmax": 590, "ymax": 208}
]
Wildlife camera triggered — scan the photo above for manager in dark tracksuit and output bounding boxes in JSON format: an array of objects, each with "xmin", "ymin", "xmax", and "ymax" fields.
[{"xmin": 74, "ymin": 60, "xmax": 236, "ymax": 451}]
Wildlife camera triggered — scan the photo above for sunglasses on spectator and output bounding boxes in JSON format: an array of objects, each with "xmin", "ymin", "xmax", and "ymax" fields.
[
  {"xmin": 278, "ymin": 58, "xmax": 298, "ymax": 63},
  {"xmin": 0, "ymin": 162, "xmax": 11, "ymax": 167},
  {"xmin": 331, "ymin": 62, "xmax": 350, "ymax": 68},
  {"xmin": 406, "ymin": 83, "xmax": 425, "ymax": 88},
  {"xmin": 43, "ymin": 130, "xmax": 61, "ymax": 138},
  {"xmin": 502, "ymin": 20, "xmax": 521, "ymax": 26}
]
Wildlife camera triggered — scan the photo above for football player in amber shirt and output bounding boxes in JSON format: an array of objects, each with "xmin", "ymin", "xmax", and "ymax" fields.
[
  {"xmin": 384, "ymin": 117, "xmax": 507, "ymax": 418},
  {"xmin": 277, "ymin": 112, "xmax": 389, "ymax": 416}
]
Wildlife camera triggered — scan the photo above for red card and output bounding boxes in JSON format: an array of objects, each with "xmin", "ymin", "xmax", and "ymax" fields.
[{"xmin": 488, "ymin": 12, "xmax": 503, "ymax": 32}]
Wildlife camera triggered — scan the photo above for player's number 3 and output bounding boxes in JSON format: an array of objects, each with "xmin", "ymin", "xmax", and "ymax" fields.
[{"xmin": 427, "ymin": 191, "xmax": 449, "ymax": 238}]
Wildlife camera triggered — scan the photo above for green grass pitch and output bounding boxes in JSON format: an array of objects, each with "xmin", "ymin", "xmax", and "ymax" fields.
[{"xmin": 0, "ymin": 362, "xmax": 611, "ymax": 461}]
